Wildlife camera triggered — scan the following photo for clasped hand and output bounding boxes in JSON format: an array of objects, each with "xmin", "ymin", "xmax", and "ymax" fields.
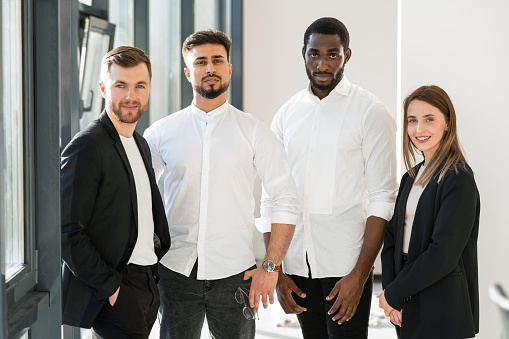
[{"xmin": 377, "ymin": 290, "xmax": 402, "ymax": 327}]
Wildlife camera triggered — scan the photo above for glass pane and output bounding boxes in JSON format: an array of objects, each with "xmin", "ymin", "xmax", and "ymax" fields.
[
  {"xmin": 79, "ymin": 28, "xmax": 111, "ymax": 130},
  {"xmin": 2, "ymin": 0, "xmax": 25, "ymax": 281},
  {"xmin": 149, "ymin": 0, "xmax": 181, "ymax": 123},
  {"xmin": 109, "ymin": 0, "xmax": 134, "ymax": 48}
]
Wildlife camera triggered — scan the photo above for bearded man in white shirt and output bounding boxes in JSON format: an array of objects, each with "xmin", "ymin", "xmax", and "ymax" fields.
[
  {"xmin": 144, "ymin": 30, "xmax": 300, "ymax": 339},
  {"xmin": 258, "ymin": 17, "xmax": 398, "ymax": 339}
]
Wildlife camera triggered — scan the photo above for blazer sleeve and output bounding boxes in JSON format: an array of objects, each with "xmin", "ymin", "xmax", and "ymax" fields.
[
  {"xmin": 384, "ymin": 169, "xmax": 479, "ymax": 310},
  {"xmin": 381, "ymin": 172, "xmax": 409, "ymax": 289},
  {"xmin": 61, "ymin": 135, "xmax": 123, "ymax": 300}
]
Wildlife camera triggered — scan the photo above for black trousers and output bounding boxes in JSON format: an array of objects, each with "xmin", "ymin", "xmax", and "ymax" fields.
[
  {"xmin": 91, "ymin": 263, "xmax": 160, "ymax": 339},
  {"xmin": 289, "ymin": 270, "xmax": 373, "ymax": 339}
]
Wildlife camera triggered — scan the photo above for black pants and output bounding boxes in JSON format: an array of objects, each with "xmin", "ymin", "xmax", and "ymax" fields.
[
  {"xmin": 92, "ymin": 263, "xmax": 160, "ymax": 339},
  {"xmin": 289, "ymin": 270, "xmax": 373, "ymax": 339}
]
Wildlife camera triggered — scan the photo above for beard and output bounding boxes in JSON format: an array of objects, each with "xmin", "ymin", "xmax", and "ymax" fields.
[
  {"xmin": 107, "ymin": 100, "xmax": 148, "ymax": 124},
  {"xmin": 194, "ymin": 75, "xmax": 230, "ymax": 99},
  {"xmin": 305, "ymin": 64, "xmax": 345, "ymax": 92}
]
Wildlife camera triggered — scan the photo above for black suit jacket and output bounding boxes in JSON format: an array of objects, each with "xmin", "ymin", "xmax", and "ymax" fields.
[
  {"xmin": 381, "ymin": 162, "xmax": 479, "ymax": 339},
  {"xmin": 61, "ymin": 111, "xmax": 170, "ymax": 328}
]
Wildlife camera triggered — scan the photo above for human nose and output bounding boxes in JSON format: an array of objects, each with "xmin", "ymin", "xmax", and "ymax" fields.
[
  {"xmin": 317, "ymin": 57, "xmax": 328, "ymax": 72},
  {"xmin": 416, "ymin": 121, "xmax": 425, "ymax": 133},
  {"xmin": 206, "ymin": 62, "xmax": 216, "ymax": 74},
  {"xmin": 124, "ymin": 87, "xmax": 136, "ymax": 100}
]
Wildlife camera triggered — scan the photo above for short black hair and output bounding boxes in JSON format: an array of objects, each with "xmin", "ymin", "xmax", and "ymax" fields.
[
  {"xmin": 182, "ymin": 29, "xmax": 232, "ymax": 65},
  {"xmin": 303, "ymin": 17, "xmax": 350, "ymax": 51}
]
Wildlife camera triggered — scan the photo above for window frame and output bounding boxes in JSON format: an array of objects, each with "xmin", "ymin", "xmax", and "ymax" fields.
[{"xmin": 2, "ymin": 0, "xmax": 37, "ymax": 312}]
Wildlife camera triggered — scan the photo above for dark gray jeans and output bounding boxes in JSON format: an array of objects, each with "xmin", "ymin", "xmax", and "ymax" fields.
[{"xmin": 158, "ymin": 262, "xmax": 256, "ymax": 339}]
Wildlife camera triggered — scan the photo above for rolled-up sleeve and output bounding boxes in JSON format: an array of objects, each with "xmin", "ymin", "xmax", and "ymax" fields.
[
  {"xmin": 254, "ymin": 118, "xmax": 300, "ymax": 233},
  {"xmin": 362, "ymin": 102, "xmax": 398, "ymax": 221}
]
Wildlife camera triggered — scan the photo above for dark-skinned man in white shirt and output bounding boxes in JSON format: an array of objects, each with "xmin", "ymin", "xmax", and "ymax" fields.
[{"xmin": 259, "ymin": 17, "xmax": 397, "ymax": 339}]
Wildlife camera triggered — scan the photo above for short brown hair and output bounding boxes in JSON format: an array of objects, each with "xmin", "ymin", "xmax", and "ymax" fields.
[
  {"xmin": 101, "ymin": 46, "xmax": 152, "ymax": 81},
  {"xmin": 182, "ymin": 30, "xmax": 231, "ymax": 65}
]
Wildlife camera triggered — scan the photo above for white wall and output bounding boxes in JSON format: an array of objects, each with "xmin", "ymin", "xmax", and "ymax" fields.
[{"xmin": 402, "ymin": 1, "xmax": 509, "ymax": 337}]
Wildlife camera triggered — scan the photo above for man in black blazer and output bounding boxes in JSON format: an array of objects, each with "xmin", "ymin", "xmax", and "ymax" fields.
[{"xmin": 61, "ymin": 46, "xmax": 170, "ymax": 338}]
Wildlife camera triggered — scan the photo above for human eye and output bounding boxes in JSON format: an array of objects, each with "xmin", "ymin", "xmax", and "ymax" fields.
[
  {"xmin": 116, "ymin": 84, "xmax": 125, "ymax": 88},
  {"xmin": 330, "ymin": 53, "xmax": 339, "ymax": 58},
  {"xmin": 136, "ymin": 84, "xmax": 146, "ymax": 89},
  {"xmin": 426, "ymin": 117, "xmax": 434, "ymax": 122},
  {"xmin": 309, "ymin": 52, "xmax": 318, "ymax": 58},
  {"xmin": 213, "ymin": 59, "xmax": 223, "ymax": 63},
  {"xmin": 407, "ymin": 118, "xmax": 417, "ymax": 123}
]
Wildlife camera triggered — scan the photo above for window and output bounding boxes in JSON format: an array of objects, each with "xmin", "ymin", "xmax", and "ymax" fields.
[{"xmin": 1, "ymin": 0, "xmax": 24, "ymax": 282}]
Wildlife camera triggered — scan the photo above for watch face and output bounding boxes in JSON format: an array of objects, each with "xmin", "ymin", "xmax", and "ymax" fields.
[{"xmin": 263, "ymin": 260, "xmax": 275, "ymax": 272}]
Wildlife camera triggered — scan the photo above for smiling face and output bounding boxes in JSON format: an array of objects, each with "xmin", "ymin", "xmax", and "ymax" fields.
[
  {"xmin": 303, "ymin": 33, "xmax": 351, "ymax": 99},
  {"xmin": 406, "ymin": 99, "xmax": 449, "ymax": 163},
  {"xmin": 99, "ymin": 62, "xmax": 151, "ymax": 124},
  {"xmin": 184, "ymin": 43, "xmax": 232, "ymax": 100}
]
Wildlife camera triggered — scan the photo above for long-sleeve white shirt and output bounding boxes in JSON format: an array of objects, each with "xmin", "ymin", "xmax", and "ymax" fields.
[
  {"xmin": 144, "ymin": 101, "xmax": 300, "ymax": 280},
  {"xmin": 258, "ymin": 76, "xmax": 397, "ymax": 278}
]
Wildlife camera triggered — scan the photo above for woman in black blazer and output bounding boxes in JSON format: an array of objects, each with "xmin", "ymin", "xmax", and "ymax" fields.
[{"xmin": 379, "ymin": 85, "xmax": 480, "ymax": 339}]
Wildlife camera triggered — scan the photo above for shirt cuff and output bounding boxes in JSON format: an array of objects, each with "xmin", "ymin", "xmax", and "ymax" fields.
[
  {"xmin": 366, "ymin": 201, "xmax": 395, "ymax": 221},
  {"xmin": 271, "ymin": 211, "xmax": 300, "ymax": 227},
  {"xmin": 255, "ymin": 217, "xmax": 272, "ymax": 234}
]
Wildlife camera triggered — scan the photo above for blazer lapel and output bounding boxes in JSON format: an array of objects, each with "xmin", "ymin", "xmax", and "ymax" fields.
[{"xmin": 99, "ymin": 111, "xmax": 138, "ymax": 230}]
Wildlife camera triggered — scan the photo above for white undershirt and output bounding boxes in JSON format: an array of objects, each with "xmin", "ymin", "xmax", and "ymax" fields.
[
  {"xmin": 403, "ymin": 165, "xmax": 426, "ymax": 254},
  {"xmin": 120, "ymin": 135, "xmax": 157, "ymax": 266}
]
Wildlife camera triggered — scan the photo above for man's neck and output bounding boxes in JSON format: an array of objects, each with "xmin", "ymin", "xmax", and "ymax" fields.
[
  {"xmin": 107, "ymin": 110, "xmax": 137, "ymax": 138},
  {"xmin": 193, "ymin": 93, "xmax": 227, "ymax": 113}
]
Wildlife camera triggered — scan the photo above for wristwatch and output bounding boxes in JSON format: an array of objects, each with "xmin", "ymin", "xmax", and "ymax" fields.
[{"xmin": 262, "ymin": 260, "xmax": 281, "ymax": 273}]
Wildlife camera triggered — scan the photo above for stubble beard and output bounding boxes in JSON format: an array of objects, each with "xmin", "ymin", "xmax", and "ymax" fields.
[
  {"xmin": 306, "ymin": 64, "xmax": 345, "ymax": 92},
  {"xmin": 108, "ymin": 100, "xmax": 148, "ymax": 124}
]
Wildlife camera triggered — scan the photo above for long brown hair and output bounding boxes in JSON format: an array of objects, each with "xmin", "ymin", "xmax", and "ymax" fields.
[{"xmin": 402, "ymin": 85, "xmax": 466, "ymax": 186}]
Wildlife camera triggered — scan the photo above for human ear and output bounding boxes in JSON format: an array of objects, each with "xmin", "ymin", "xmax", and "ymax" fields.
[{"xmin": 184, "ymin": 68, "xmax": 191, "ymax": 82}]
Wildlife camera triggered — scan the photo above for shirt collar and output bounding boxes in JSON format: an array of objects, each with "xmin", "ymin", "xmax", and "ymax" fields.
[
  {"xmin": 191, "ymin": 100, "xmax": 229, "ymax": 121},
  {"xmin": 306, "ymin": 75, "xmax": 351, "ymax": 100}
]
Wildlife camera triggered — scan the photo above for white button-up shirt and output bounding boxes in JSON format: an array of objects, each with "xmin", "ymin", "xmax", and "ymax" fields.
[
  {"xmin": 258, "ymin": 77, "xmax": 397, "ymax": 278},
  {"xmin": 144, "ymin": 101, "xmax": 300, "ymax": 280}
]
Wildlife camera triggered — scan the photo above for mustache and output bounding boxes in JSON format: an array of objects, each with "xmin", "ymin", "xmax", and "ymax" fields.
[
  {"xmin": 120, "ymin": 101, "xmax": 140, "ymax": 106},
  {"xmin": 312, "ymin": 72, "xmax": 334, "ymax": 76},
  {"xmin": 201, "ymin": 74, "xmax": 222, "ymax": 81}
]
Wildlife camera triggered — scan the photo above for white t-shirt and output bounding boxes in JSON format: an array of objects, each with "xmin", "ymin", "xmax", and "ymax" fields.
[
  {"xmin": 120, "ymin": 135, "xmax": 157, "ymax": 266},
  {"xmin": 403, "ymin": 165, "xmax": 427, "ymax": 254}
]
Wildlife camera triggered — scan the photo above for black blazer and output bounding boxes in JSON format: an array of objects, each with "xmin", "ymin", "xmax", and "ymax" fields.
[
  {"xmin": 381, "ymin": 162, "xmax": 479, "ymax": 339},
  {"xmin": 61, "ymin": 111, "xmax": 170, "ymax": 328}
]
